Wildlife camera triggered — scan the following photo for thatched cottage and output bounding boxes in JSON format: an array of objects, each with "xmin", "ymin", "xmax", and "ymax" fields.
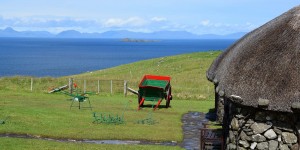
[{"xmin": 207, "ymin": 5, "xmax": 300, "ymax": 150}]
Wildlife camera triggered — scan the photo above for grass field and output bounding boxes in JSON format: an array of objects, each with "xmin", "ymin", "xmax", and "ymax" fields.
[
  {"xmin": 72, "ymin": 51, "xmax": 221, "ymax": 100},
  {"xmin": 0, "ymin": 51, "xmax": 221, "ymax": 149}
]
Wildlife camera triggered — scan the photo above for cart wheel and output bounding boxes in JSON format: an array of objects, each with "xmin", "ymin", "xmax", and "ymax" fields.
[
  {"xmin": 166, "ymin": 86, "xmax": 172, "ymax": 108},
  {"xmin": 138, "ymin": 96, "xmax": 144, "ymax": 107}
]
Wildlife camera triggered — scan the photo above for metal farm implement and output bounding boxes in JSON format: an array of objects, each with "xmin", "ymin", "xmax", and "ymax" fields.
[
  {"xmin": 49, "ymin": 84, "xmax": 92, "ymax": 110},
  {"xmin": 130, "ymin": 75, "xmax": 172, "ymax": 110}
]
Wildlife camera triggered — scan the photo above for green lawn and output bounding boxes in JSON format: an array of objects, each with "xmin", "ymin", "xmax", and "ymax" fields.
[
  {"xmin": 0, "ymin": 51, "xmax": 220, "ymax": 149},
  {"xmin": 0, "ymin": 92, "xmax": 213, "ymax": 140},
  {"xmin": 0, "ymin": 92, "xmax": 213, "ymax": 149}
]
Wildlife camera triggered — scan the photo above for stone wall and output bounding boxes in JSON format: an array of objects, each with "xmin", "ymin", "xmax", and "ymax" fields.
[
  {"xmin": 224, "ymin": 101, "xmax": 300, "ymax": 150},
  {"xmin": 216, "ymin": 96, "xmax": 224, "ymax": 123},
  {"xmin": 215, "ymin": 84, "xmax": 225, "ymax": 123}
]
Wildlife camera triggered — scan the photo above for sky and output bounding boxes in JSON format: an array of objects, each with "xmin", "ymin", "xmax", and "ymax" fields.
[{"xmin": 0, "ymin": 0, "xmax": 299, "ymax": 35}]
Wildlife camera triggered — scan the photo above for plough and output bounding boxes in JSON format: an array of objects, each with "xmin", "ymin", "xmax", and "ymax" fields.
[{"xmin": 49, "ymin": 83, "xmax": 92, "ymax": 110}]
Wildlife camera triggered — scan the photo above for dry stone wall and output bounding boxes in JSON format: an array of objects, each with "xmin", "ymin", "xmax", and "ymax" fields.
[
  {"xmin": 225, "ymin": 102, "xmax": 299, "ymax": 150},
  {"xmin": 215, "ymin": 85, "xmax": 225, "ymax": 123}
]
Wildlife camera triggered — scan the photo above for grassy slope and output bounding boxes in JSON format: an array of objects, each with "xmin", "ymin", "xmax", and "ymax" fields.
[
  {"xmin": 0, "ymin": 51, "xmax": 221, "ymax": 149},
  {"xmin": 71, "ymin": 51, "xmax": 221, "ymax": 100}
]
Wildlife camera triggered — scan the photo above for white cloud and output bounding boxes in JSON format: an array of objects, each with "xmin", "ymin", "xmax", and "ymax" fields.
[
  {"xmin": 127, "ymin": 17, "xmax": 147, "ymax": 26},
  {"xmin": 103, "ymin": 17, "xmax": 147, "ymax": 28},
  {"xmin": 103, "ymin": 18, "xmax": 124, "ymax": 27},
  {"xmin": 200, "ymin": 20, "xmax": 210, "ymax": 26},
  {"xmin": 185, "ymin": 19, "xmax": 258, "ymax": 34},
  {"xmin": 0, "ymin": 15, "xmax": 258, "ymax": 35},
  {"xmin": 0, "ymin": 16, "xmax": 103, "ymax": 33},
  {"xmin": 151, "ymin": 17, "xmax": 167, "ymax": 22}
]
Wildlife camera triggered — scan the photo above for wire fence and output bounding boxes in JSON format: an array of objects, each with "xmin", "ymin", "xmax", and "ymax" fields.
[
  {"xmin": 0, "ymin": 77, "xmax": 126, "ymax": 94},
  {"xmin": 0, "ymin": 77, "xmax": 215, "ymax": 100}
]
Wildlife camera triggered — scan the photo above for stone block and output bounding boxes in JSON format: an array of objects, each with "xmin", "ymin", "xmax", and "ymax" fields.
[
  {"xmin": 229, "ymin": 130, "xmax": 236, "ymax": 143},
  {"xmin": 268, "ymin": 140, "xmax": 279, "ymax": 150},
  {"xmin": 239, "ymin": 140, "xmax": 250, "ymax": 148},
  {"xmin": 240, "ymin": 131, "xmax": 251, "ymax": 141},
  {"xmin": 279, "ymin": 144, "xmax": 290, "ymax": 150},
  {"xmin": 264, "ymin": 129, "xmax": 277, "ymax": 140},
  {"xmin": 258, "ymin": 98, "xmax": 269, "ymax": 107},
  {"xmin": 230, "ymin": 117, "xmax": 239, "ymax": 130},
  {"xmin": 230, "ymin": 95, "xmax": 243, "ymax": 103},
  {"xmin": 251, "ymin": 134, "xmax": 266, "ymax": 142},
  {"xmin": 250, "ymin": 122, "xmax": 272, "ymax": 134},
  {"xmin": 282, "ymin": 132, "xmax": 297, "ymax": 144},
  {"xmin": 291, "ymin": 102, "xmax": 300, "ymax": 109},
  {"xmin": 257, "ymin": 142, "xmax": 268, "ymax": 150},
  {"xmin": 246, "ymin": 131, "xmax": 254, "ymax": 136},
  {"xmin": 250, "ymin": 142, "xmax": 257, "ymax": 149},
  {"xmin": 227, "ymin": 143, "xmax": 237, "ymax": 150}
]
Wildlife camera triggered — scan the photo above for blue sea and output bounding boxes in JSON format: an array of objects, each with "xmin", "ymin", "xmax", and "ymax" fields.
[{"xmin": 0, "ymin": 38, "xmax": 236, "ymax": 77}]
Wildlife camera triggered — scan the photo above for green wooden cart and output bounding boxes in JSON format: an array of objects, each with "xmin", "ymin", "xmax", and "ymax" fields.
[{"xmin": 138, "ymin": 75, "xmax": 172, "ymax": 110}]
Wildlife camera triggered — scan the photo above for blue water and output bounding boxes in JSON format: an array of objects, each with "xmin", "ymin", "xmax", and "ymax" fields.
[{"xmin": 0, "ymin": 38, "xmax": 236, "ymax": 77}]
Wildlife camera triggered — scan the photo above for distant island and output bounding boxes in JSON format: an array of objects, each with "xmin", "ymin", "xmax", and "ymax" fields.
[{"xmin": 121, "ymin": 38, "xmax": 160, "ymax": 42}]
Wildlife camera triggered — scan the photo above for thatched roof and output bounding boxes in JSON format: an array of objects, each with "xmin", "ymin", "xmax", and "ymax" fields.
[{"xmin": 207, "ymin": 5, "xmax": 300, "ymax": 113}]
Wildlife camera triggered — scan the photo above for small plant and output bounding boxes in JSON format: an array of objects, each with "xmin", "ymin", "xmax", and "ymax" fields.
[
  {"xmin": 92, "ymin": 100, "xmax": 132, "ymax": 125},
  {"xmin": 92, "ymin": 112, "xmax": 125, "ymax": 125}
]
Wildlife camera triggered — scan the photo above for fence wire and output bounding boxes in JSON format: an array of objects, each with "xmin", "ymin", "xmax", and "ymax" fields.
[
  {"xmin": 0, "ymin": 77, "xmax": 125, "ymax": 94},
  {"xmin": 0, "ymin": 77, "xmax": 215, "ymax": 100}
]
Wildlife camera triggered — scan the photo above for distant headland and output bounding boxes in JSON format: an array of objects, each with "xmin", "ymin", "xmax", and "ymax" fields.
[
  {"xmin": 0, "ymin": 27, "xmax": 247, "ymax": 39},
  {"xmin": 121, "ymin": 38, "xmax": 160, "ymax": 42}
]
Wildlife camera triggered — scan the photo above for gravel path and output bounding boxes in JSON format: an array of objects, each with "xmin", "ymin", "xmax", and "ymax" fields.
[{"xmin": 180, "ymin": 111, "xmax": 216, "ymax": 150}]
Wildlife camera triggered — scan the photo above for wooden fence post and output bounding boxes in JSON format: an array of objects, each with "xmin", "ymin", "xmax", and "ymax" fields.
[
  {"xmin": 69, "ymin": 78, "xmax": 73, "ymax": 94},
  {"xmin": 30, "ymin": 78, "xmax": 33, "ymax": 92},
  {"xmin": 110, "ymin": 80, "xmax": 113, "ymax": 94},
  {"xmin": 124, "ymin": 80, "xmax": 127, "ymax": 97}
]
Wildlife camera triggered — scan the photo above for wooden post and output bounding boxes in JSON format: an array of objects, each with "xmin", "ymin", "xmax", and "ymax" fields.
[
  {"xmin": 124, "ymin": 80, "xmax": 127, "ymax": 97},
  {"xmin": 30, "ymin": 78, "xmax": 33, "ymax": 92},
  {"xmin": 69, "ymin": 78, "xmax": 73, "ymax": 94},
  {"xmin": 110, "ymin": 80, "xmax": 112, "ymax": 94},
  {"xmin": 97, "ymin": 80, "xmax": 100, "ymax": 94}
]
